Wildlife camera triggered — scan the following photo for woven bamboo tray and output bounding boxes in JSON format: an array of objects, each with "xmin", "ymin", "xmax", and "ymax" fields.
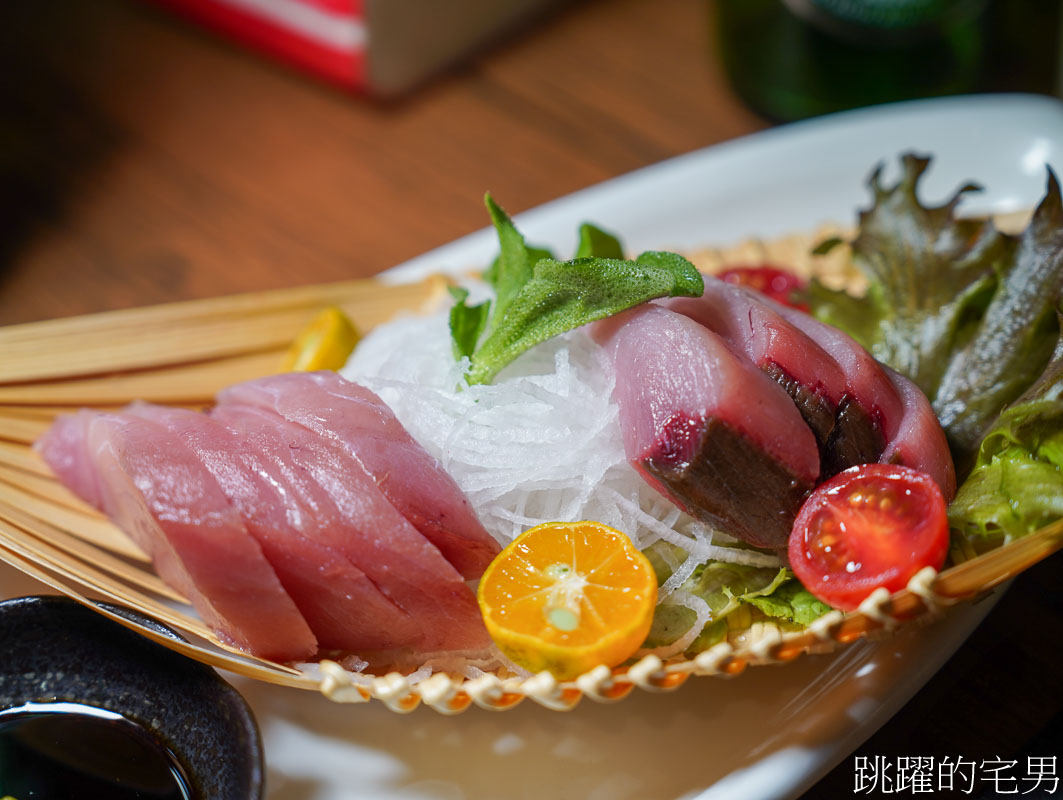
[{"xmin": 1, "ymin": 228, "xmax": 1061, "ymax": 714}]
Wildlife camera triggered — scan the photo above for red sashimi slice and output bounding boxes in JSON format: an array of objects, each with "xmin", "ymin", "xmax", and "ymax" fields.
[
  {"xmin": 592, "ymin": 305, "xmax": 820, "ymax": 550},
  {"xmin": 769, "ymin": 299, "xmax": 905, "ymax": 436},
  {"xmin": 745, "ymin": 297, "xmax": 953, "ymax": 497},
  {"xmin": 767, "ymin": 298, "xmax": 906, "ymax": 474},
  {"xmin": 215, "ymin": 372, "xmax": 500, "ymax": 580},
  {"xmin": 664, "ymin": 277, "xmax": 847, "ymax": 457},
  {"xmin": 36, "ymin": 411, "xmax": 317, "ymax": 662},
  {"xmin": 35, "ymin": 410, "xmax": 106, "ymax": 510},
  {"xmin": 128, "ymin": 403, "xmax": 421, "ymax": 653},
  {"xmin": 212, "ymin": 404, "xmax": 489, "ymax": 652},
  {"xmin": 880, "ymin": 368, "xmax": 957, "ymax": 500}
]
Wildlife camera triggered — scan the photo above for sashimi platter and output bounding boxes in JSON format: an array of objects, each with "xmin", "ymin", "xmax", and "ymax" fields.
[{"xmin": 2, "ymin": 143, "xmax": 1063, "ymax": 716}]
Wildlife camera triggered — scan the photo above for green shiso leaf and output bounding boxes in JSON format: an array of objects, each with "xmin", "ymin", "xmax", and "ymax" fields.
[
  {"xmin": 447, "ymin": 286, "xmax": 491, "ymax": 361},
  {"xmin": 467, "ymin": 251, "xmax": 704, "ymax": 385},
  {"xmin": 933, "ymin": 170, "xmax": 1063, "ymax": 461},
  {"xmin": 575, "ymin": 222, "xmax": 624, "ymax": 259},
  {"xmin": 454, "ymin": 195, "xmax": 704, "ymax": 386},
  {"xmin": 483, "ymin": 194, "xmax": 539, "ymax": 326}
]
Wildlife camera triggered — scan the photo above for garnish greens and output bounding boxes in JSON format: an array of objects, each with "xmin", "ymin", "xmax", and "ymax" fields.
[
  {"xmin": 812, "ymin": 154, "xmax": 1012, "ymax": 397},
  {"xmin": 934, "ymin": 171, "xmax": 1063, "ymax": 459},
  {"xmin": 643, "ymin": 544, "xmax": 831, "ymax": 654},
  {"xmin": 449, "ymin": 195, "xmax": 704, "ymax": 385},
  {"xmin": 949, "ymin": 321, "xmax": 1063, "ymax": 546},
  {"xmin": 810, "ymin": 155, "xmax": 1063, "ymax": 469}
]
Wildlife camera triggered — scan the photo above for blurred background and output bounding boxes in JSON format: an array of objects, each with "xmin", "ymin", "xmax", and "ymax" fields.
[
  {"xmin": 1, "ymin": 1, "xmax": 1062, "ymax": 797},
  {"xmin": 0, "ymin": 0, "xmax": 765, "ymax": 325},
  {"xmin": 4, "ymin": 0, "xmax": 1059, "ymax": 327}
]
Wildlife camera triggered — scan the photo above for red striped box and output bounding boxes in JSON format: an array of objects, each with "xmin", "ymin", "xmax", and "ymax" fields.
[{"xmin": 146, "ymin": 0, "xmax": 563, "ymax": 95}]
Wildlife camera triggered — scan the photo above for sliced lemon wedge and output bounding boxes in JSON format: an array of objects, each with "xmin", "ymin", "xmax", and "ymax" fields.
[{"xmin": 282, "ymin": 306, "xmax": 360, "ymax": 372}]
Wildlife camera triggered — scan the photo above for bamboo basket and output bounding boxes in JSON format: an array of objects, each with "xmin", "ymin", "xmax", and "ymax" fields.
[{"xmin": 1, "ymin": 227, "xmax": 1061, "ymax": 714}]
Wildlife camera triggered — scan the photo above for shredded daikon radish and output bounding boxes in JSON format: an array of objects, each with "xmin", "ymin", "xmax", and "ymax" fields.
[{"xmin": 342, "ymin": 307, "xmax": 782, "ymax": 573}]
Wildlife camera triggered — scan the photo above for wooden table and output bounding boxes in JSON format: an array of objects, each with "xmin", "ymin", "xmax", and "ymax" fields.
[
  {"xmin": 2, "ymin": 0, "xmax": 1060, "ymax": 797},
  {"xmin": 0, "ymin": 0, "xmax": 762, "ymax": 325}
]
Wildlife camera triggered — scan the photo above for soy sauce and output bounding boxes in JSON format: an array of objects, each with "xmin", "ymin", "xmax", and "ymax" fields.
[{"xmin": 0, "ymin": 702, "xmax": 197, "ymax": 799}]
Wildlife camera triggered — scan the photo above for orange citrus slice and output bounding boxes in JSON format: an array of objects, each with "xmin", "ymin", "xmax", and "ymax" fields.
[
  {"xmin": 282, "ymin": 306, "xmax": 360, "ymax": 372},
  {"xmin": 477, "ymin": 521, "xmax": 658, "ymax": 680}
]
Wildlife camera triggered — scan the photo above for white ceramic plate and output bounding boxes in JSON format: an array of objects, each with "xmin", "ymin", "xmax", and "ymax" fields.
[{"xmin": 3, "ymin": 94, "xmax": 1061, "ymax": 800}]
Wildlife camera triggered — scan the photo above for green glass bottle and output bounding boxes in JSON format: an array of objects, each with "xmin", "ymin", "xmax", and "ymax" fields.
[{"xmin": 715, "ymin": 0, "xmax": 989, "ymax": 121}]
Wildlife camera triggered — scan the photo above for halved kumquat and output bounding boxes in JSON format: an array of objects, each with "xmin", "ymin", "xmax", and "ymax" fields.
[{"xmin": 477, "ymin": 521, "xmax": 657, "ymax": 680}]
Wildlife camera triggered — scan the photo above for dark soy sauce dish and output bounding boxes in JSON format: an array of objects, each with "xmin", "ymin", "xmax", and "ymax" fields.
[
  {"xmin": 0, "ymin": 596, "xmax": 264, "ymax": 799},
  {"xmin": 0, "ymin": 702, "xmax": 194, "ymax": 798}
]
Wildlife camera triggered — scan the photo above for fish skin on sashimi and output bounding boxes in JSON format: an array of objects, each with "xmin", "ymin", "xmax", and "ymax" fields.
[
  {"xmin": 593, "ymin": 305, "xmax": 820, "ymax": 550},
  {"xmin": 216, "ymin": 371, "xmax": 500, "ymax": 580},
  {"xmin": 36, "ymin": 411, "xmax": 318, "ymax": 663},
  {"xmin": 212, "ymin": 403, "xmax": 489, "ymax": 652},
  {"xmin": 129, "ymin": 403, "xmax": 422, "ymax": 653}
]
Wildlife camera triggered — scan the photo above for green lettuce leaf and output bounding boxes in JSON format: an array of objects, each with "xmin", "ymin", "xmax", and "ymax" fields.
[
  {"xmin": 644, "ymin": 561, "xmax": 785, "ymax": 649},
  {"xmin": 933, "ymin": 170, "xmax": 1063, "ymax": 461},
  {"xmin": 456, "ymin": 195, "xmax": 704, "ymax": 386},
  {"xmin": 948, "ymin": 446, "xmax": 1063, "ymax": 542},
  {"xmin": 746, "ymin": 580, "xmax": 833, "ymax": 626},
  {"xmin": 811, "ymin": 154, "xmax": 1013, "ymax": 397},
  {"xmin": 642, "ymin": 547, "xmax": 832, "ymax": 653},
  {"xmin": 949, "ymin": 324, "xmax": 1063, "ymax": 541},
  {"xmin": 806, "ymin": 282, "xmax": 880, "ymax": 351},
  {"xmin": 808, "ymin": 157, "xmax": 1063, "ymax": 471}
]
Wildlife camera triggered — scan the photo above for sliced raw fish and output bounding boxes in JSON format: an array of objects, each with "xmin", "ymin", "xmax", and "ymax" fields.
[
  {"xmin": 880, "ymin": 369, "xmax": 957, "ymax": 500},
  {"xmin": 664, "ymin": 277, "xmax": 847, "ymax": 456},
  {"xmin": 216, "ymin": 371, "xmax": 499, "ymax": 580},
  {"xmin": 768, "ymin": 299, "xmax": 906, "ymax": 475},
  {"xmin": 35, "ymin": 409, "xmax": 105, "ymax": 510},
  {"xmin": 212, "ymin": 404, "xmax": 489, "ymax": 652},
  {"xmin": 127, "ymin": 403, "xmax": 421, "ymax": 652},
  {"xmin": 36, "ymin": 411, "xmax": 317, "ymax": 662},
  {"xmin": 593, "ymin": 305, "xmax": 820, "ymax": 550}
]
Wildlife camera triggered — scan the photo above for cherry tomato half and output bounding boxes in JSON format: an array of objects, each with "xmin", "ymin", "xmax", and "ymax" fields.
[
  {"xmin": 788, "ymin": 463, "xmax": 949, "ymax": 611},
  {"xmin": 717, "ymin": 265, "xmax": 809, "ymax": 310}
]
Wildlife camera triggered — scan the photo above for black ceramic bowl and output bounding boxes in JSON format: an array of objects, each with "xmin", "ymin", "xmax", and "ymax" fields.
[{"xmin": 0, "ymin": 595, "xmax": 264, "ymax": 799}]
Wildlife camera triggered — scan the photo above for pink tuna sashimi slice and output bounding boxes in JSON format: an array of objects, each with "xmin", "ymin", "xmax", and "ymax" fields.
[
  {"xmin": 880, "ymin": 368, "xmax": 957, "ymax": 500},
  {"xmin": 127, "ymin": 403, "xmax": 421, "ymax": 653},
  {"xmin": 212, "ymin": 404, "xmax": 488, "ymax": 652},
  {"xmin": 35, "ymin": 410, "xmax": 106, "ymax": 510},
  {"xmin": 593, "ymin": 305, "xmax": 820, "ymax": 550},
  {"xmin": 36, "ymin": 411, "xmax": 317, "ymax": 662},
  {"xmin": 664, "ymin": 277, "xmax": 847, "ymax": 458},
  {"xmin": 215, "ymin": 371, "xmax": 500, "ymax": 580}
]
